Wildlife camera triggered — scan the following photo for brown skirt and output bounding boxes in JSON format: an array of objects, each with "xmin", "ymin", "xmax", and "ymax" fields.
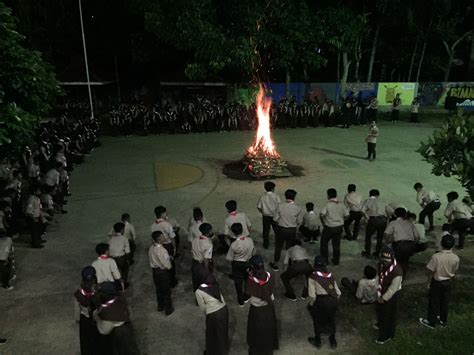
[
  {"xmin": 206, "ymin": 305, "xmax": 229, "ymax": 355},
  {"xmin": 247, "ymin": 303, "xmax": 279, "ymax": 354}
]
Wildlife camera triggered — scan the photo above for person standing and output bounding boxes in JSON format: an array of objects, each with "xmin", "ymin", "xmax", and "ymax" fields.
[
  {"xmin": 270, "ymin": 189, "xmax": 304, "ymax": 271},
  {"xmin": 410, "ymin": 97, "xmax": 420, "ymax": 123},
  {"xmin": 246, "ymin": 255, "xmax": 279, "ymax": 355},
  {"xmin": 121, "ymin": 214, "xmax": 136, "ymax": 265},
  {"xmin": 280, "ymin": 239, "xmax": 312, "ymax": 301},
  {"xmin": 362, "ymin": 189, "xmax": 388, "ymax": 259},
  {"xmin": 299, "ymin": 202, "xmax": 321, "ymax": 243},
  {"xmin": 443, "ymin": 191, "xmax": 472, "ymax": 249},
  {"xmin": 0, "ymin": 230, "xmax": 14, "ymax": 290},
  {"xmin": 419, "ymin": 234, "xmax": 459, "ymax": 329},
  {"xmin": 343, "ymin": 184, "xmax": 364, "ymax": 240},
  {"xmin": 367, "ymin": 95, "xmax": 378, "ymax": 122},
  {"xmin": 391, "ymin": 93, "xmax": 401, "ymax": 122},
  {"xmin": 226, "ymin": 223, "xmax": 255, "ymax": 306},
  {"xmin": 187, "ymin": 207, "xmax": 207, "ymax": 244},
  {"xmin": 195, "ymin": 265, "xmax": 229, "ymax": 355},
  {"xmin": 149, "ymin": 231, "xmax": 174, "ymax": 316},
  {"xmin": 191, "ymin": 223, "xmax": 214, "ymax": 291},
  {"xmin": 91, "ymin": 243, "xmax": 123, "ymax": 289},
  {"xmin": 384, "ymin": 208, "xmax": 420, "ymax": 277},
  {"xmin": 108, "ymin": 223, "xmax": 131, "ymax": 288},
  {"xmin": 365, "ymin": 121, "xmax": 379, "ymax": 162},
  {"xmin": 375, "ymin": 247, "xmax": 403, "ymax": 345},
  {"xmin": 319, "ymin": 188, "xmax": 348, "ymax": 266},
  {"xmin": 25, "ymin": 186, "xmax": 46, "ymax": 249},
  {"xmin": 413, "ymin": 183, "xmax": 441, "ymax": 231},
  {"xmin": 307, "ymin": 256, "xmax": 341, "ymax": 349},
  {"xmin": 150, "ymin": 206, "xmax": 178, "ymax": 286},
  {"xmin": 257, "ymin": 181, "xmax": 281, "ymax": 249},
  {"xmin": 220, "ymin": 200, "xmax": 251, "ymax": 251}
]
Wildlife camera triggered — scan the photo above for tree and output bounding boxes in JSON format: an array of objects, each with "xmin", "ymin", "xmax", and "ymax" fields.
[
  {"xmin": 0, "ymin": 2, "xmax": 61, "ymax": 153},
  {"xmin": 418, "ymin": 116, "xmax": 474, "ymax": 200}
]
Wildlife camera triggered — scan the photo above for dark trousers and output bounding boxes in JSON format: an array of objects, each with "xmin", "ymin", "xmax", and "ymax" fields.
[
  {"xmin": 112, "ymin": 255, "xmax": 129, "ymax": 284},
  {"xmin": 0, "ymin": 260, "xmax": 12, "ymax": 288},
  {"xmin": 365, "ymin": 217, "xmax": 387, "ymax": 255},
  {"xmin": 445, "ymin": 219, "xmax": 471, "ymax": 248},
  {"xmin": 299, "ymin": 226, "xmax": 320, "ymax": 242},
  {"xmin": 79, "ymin": 314, "xmax": 100, "ymax": 355},
  {"xmin": 262, "ymin": 216, "xmax": 277, "ymax": 247},
  {"xmin": 410, "ymin": 112, "xmax": 419, "ymax": 123},
  {"xmin": 428, "ymin": 279, "xmax": 452, "ymax": 324},
  {"xmin": 280, "ymin": 260, "xmax": 312, "ymax": 297},
  {"xmin": 392, "ymin": 241, "xmax": 416, "ymax": 277},
  {"xmin": 344, "ymin": 211, "xmax": 363, "ymax": 239},
  {"xmin": 320, "ymin": 225, "xmax": 343, "ymax": 265},
  {"xmin": 152, "ymin": 268, "xmax": 172, "ymax": 312},
  {"xmin": 274, "ymin": 226, "xmax": 296, "ymax": 263},
  {"xmin": 29, "ymin": 218, "xmax": 44, "ymax": 247},
  {"xmin": 367, "ymin": 142, "xmax": 376, "ymax": 159},
  {"xmin": 419, "ymin": 201, "xmax": 441, "ymax": 228},
  {"xmin": 376, "ymin": 292, "xmax": 398, "ymax": 341},
  {"xmin": 310, "ymin": 295, "xmax": 338, "ymax": 336},
  {"xmin": 341, "ymin": 277, "xmax": 358, "ymax": 297},
  {"xmin": 163, "ymin": 243, "xmax": 177, "ymax": 286},
  {"xmin": 128, "ymin": 240, "xmax": 136, "ymax": 263},
  {"xmin": 232, "ymin": 261, "xmax": 249, "ymax": 304},
  {"xmin": 391, "ymin": 110, "xmax": 399, "ymax": 121}
]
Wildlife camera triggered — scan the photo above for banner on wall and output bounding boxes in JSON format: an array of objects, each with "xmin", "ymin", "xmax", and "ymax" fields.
[
  {"xmin": 417, "ymin": 82, "xmax": 474, "ymax": 110},
  {"xmin": 376, "ymin": 82, "xmax": 416, "ymax": 106}
]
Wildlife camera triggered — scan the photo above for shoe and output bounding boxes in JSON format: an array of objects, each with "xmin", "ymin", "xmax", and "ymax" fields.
[
  {"xmin": 372, "ymin": 322, "xmax": 379, "ymax": 330},
  {"xmin": 269, "ymin": 262, "xmax": 279, "ymax": 272},
  {"xmin": 427, "ymin": 226, "xmax": 434, "ymax": 232},
  {"xmin": 439, "ymin": 320, "xmax": 447, "ymax": 328},
  {"xmin": 9, "ymin": 275, "xmax": 16, "ymax": 281},
  {"xmin": 284, "ymin": 293, "xmax": 297, "ymax": 302},
  {"xmin": 165, "ymin": 307, "xmax": 175, "ymax": 316},
  {"xmin": 0, "ymin": 338, "xmax": 7, "ymax": 345},
  {"xmin": 331, "ymin": 259, "xmax": 339, "ymax": 266},
  {"xmin": 329, "ymin": 335, "xmax": 337, "ymax": 349},
  {"xmin": 301, "ymin": 295, "xmax": 308, "ymax": 300},
  {"xmin": 307, "ymin": 337, "xmax": 321, "ymax": 349},
  {"xmin": 238, "ymin": 301, "xmax": 245, "ymax": 308},
  {"xmin": 309, "ymin": 239, "xmax": 317, "ymax": 244},
  {"xmin": 344, "ymin": 235, "xmax": 352, "ymax": 241},
  {"xmin": 361, "ymin": 251, "xmax": 371, "ymax": 258},
  {"xmin": 419, "ymin": 318, "xmax": 435, "ymax": 329},
  {"xmin": 4, "ymin": 286, "xmax": 14, "ymax": 291},
  {"xmin": 375, "ymin": 338, "xmax": 392, "ymax": 345},
  {"xmin": 243, "ymin": 296, "xmax": 250, "ymax": 304},
  {"xmin": 32, "ymin": 245, "xmax": 44, "ymax": 249}
]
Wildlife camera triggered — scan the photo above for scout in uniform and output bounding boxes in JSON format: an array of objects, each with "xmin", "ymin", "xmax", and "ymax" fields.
[
  {"xmin": 257, "ymin": 181, "xmax": 281, "ymax": 249},
  {"xmin": 375, "ymin": 247, "xmax": 403, "ymax": 345},
  {"xmin": 191, "ymin": 223, "xmax": 214, "ymax": 291},
  {"xmin": 91, "ymin": 243, "xmax": 123, "ymax": 290},
  {"xmin": 220, "ymin": 200, "xmax": 251, "ymax": 252},
  {"xmin": 270, "ymin": 189, "xmax": 304, "ymax": 271},
  {"xmin": 246, "ymin": 255, "xmax": 279, "ymax": 355},
  {"xmin": 413, "ymin": 183, "xmax": 441, "ymax": 231},
  {"xmin": 187, "ymin": 207, "xmax": 207, "ymax": 244},
  {"xmin": 108, "ymin": 223, "xmax": 131, "ymax": 288},
  {"xmin": 443, "ymin": 191, "xmax": 472, "ymax": 249},
  {"xmin": 307, "ymin": 256, "xmax": 341, "ymax": 349},
  {"xmin": 343, "ymin": 184, "xmax": 364, "ymax": 240},
  {"xmin": 0, "ymin": 230, "xmax": 14, "ymax": 290},
  {"xmin": 149, "ymin": 231, "xmax": 174, "ymax": 316},
  {"xmin": 280, "ymin": 239, "xmax": 312, "ymax": 301},
  {"xmin": 384, "ymin": 208, "xmax": 420, "ymax": 276},
  {"xmin": 361, "ymin": 189, "xmax": 388, "ymax": 258},
  {"xmin": 121, "ymin": 213, "xmax": 136, "ymax": 265},
  {"xmin": 299, "ymin": 202, "xmax": 321, "ymax": 243},
  {"xmin": 407, "ymin": 212, "xmax": 429, "ymax": 253},
  {"xmin": 226, "ymin": 223, "xmax": 255, "ymax": 306},
  {"xmin": 341, "ymin": 265, "xmax": 378, "ymax": 304},
  {"xmin": 25, "ymin": 185, "xmax": 47, "ymax": 249},
  {"xmin": 391, "ymin": 93, "xmax": 401, "ymax": 122},
  {"xmin": 365, "ymin": 121, "xmax": 379, "ymax": 161},
  {"xmin": 419, "ymin": 234, "xmax": 459, "ymax": 329},
  {"xmin": 150, "ymin": 206, "xmax": 178, "ymax": 286},
  {"xmin": 319, "ymin": 188, "xmax": 349, "ymax": 266},
  {"xmin": 195, "ymin": 266, "xmax": 229, "ymax": 355}
]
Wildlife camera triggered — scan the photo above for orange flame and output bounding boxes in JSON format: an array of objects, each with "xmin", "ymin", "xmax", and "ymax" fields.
[{"xmin": 247, "ymin": 85, "xmax": 280, "ymax": 158}]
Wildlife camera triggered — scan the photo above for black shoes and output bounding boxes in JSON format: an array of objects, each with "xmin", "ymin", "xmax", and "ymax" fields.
[
  {"xmin": 307, "ymin": 336, "xmax": 321, "ymax": 349},
  {"xmin": 269, "ymin": 262, "xmax": 279, "ymax": 271},
  {"xmin": 165, "ymin": 307, "xmax": 175, "ymax": 316},
  {"xmin": 284, "ymin": 292, "xmax": 297, "ymax": 302},
  {"xmin": 329, "ymin": 335, "xmax": 337, "ymax": 349}
]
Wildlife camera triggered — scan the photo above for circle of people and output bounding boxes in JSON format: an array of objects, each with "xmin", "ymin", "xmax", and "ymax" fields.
[{"xmin": 73, "ymin": 180, "xmax": 472, "ymax": 354}]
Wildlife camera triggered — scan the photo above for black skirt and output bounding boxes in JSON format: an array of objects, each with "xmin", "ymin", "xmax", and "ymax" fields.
[
  {"xmin": 79, "ymin": 314, "xmax": 100, "ymax": 355},
  {"xmin": 247, "ymin": 304, "xmax": 279, "ymax": 354},
  {"xmin": 206, "ymin": 305, "xmax": 229, "ymax": 355}
]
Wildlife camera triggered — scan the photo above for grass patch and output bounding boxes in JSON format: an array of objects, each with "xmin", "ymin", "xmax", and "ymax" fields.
[{"xmin": 341, "ymin": 279, "xmax": 474, "ymax": 355}]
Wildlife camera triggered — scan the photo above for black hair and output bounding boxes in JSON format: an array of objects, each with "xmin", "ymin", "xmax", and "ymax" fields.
[
  {"xmin": 95, "ymin": 243, "xmax": 109, "ymax": 255},
  {"xmin": 199, "ymin": 223, "xmax": 213, "ymax": 236},
  {"xmin": 363, "ymin": 265, "xmax": 377, "ymax": 279},
  {"xmin": 407, "ymin": 212, "xmax": 417, "ymax": 220},
  {"xmin": 446, "ymin": 191, "xmax": 459, "ymax": 202},
  {"xmin": 442, "ymin": 224, "xmax": 451, "ymax": 232},
  {"xmin": 193, "ymin": 207, "xmax": 204, "ymax": 222},
  {"xmin": 154, "ymin": 206, "xmax": 166, "ymax": 218},
  {"xmin": 441, "ymin": 234, "xmax": 455, "ymax": 249},
  {"xmin": 113, "ymin": 222, "xmax": 125, "ymax": 233},
  {"xmin": 225, "ymin": 200, "xmax": 237, "ymax": 212},
  {"xmin": 348, "ymin": 184, "xmax": 356, "ymax": 192},
  {"xmin": 306, "ymin": 202, "xmax": 314, "ymax": 211},
  {"xmin": 264, "ymin": 181, "xmax": 276, "ymax": 192},
  {"xmin": 121, "ymin": 213, "xmax": 130, "ymax": 221},
  {"xmin": 230, "ymin": 223, "xmax": 243, "ymax": 236},
  {"xmin": 413, "ymin": 182, "xmax": 423, "ymax": 190},
  {"xmin": 55, "ymin": 162, "xmax": 63, "ymax": 169},
  {"xmin": 327, "ymin": 188, "xmax": 337, "ymax": 199},
  {"xmin": 285, "ymin": 189, "xmax": 297, "ymax": 200},
  {"xmin": 369, "ymin": 189, "xmax": 380, "ymax": 197},
  {"xmin": 394, "ymin": 208, "xmax": 407, "ymax": 218},
  {"xmin": 151, "ymin": 231, "xmax": 163, "ymax": 243}
]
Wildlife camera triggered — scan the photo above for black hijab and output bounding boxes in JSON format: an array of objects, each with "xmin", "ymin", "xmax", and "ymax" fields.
[{"xmin": 195, "ymin": 264, "xmax": 222, "ymax": 302}]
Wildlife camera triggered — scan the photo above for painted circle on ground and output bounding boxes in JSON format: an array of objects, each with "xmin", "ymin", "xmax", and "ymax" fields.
[{"xmin": 154, "ymin": 162, "xmax": 204, "ymax": 191}]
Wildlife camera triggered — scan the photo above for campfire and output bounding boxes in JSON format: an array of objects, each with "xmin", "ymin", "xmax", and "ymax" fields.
[{"xmin": 243, "ymin": 85, "xmax": 291, "ymax": 178}]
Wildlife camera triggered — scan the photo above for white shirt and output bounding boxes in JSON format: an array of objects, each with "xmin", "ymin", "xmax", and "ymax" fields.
[
  {"xmin": 108, "ymin": 233, "xmax": 130, "ymax": 257},
  {"xmin": 344, "ymin": 192, "xmax": 363, "ymax": 212},
  {"xmin": 257, "ymin": 191, "xmax": 281, "ymax": 217},
  {"xmin": 92, "ymin": 257, "xmax": 121, "ymax": 283},
  {"xmin": 150, "ymin": 219, "xmax": 176, "ymax": 244},
  {"xmin": 224, "ymin": 212, "xmax": 251, "ymax": 237}
]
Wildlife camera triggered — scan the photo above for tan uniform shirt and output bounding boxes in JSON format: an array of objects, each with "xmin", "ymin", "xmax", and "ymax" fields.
[
  {"xmin": 45, "ymin": 169, "xmax": 59, "ymax": 187},
  {"xmin": 28, "ymin": 163, "xmax": 40, "ymax": 179},
  {"xmin": 92, "ymin": 257, "xmax": 121, "ymax": 283},
  {"xmin": 384, "ymin": 218, "xmax": 420, "ymax": 242},
  {"xmin": 444, "ymin": 200, "xmax": 472, "ymax": 221},
  {"xmin": 381, "ymin": 276, "xmax": 402, "ymax": 301},
  {"xmin": 108, "ymin": 233, "xmax": 130, "ymax": 257},
  {"xmin": 362, "ymin": 197, "xmax": 387, "ymax": 218},
  {"xmin": 224, "ymin": 212, "xmax": 251, "ymax": 237},
  {"xmin": 356, "ymin": 277, "xmax": 378, "ymax": 304},
  {"xmin": 192, "ymin": 236, "xmax": 213, "ymax": 262},
  {"xmin": 148, "ymin": 243, "xmax": 172, "ymax": 269},
  {"xmin": 226, "ymin": 236, "xmax": 255, "ymax": 262},
  {"xmin": 0, "ymin": 237, "xmax": 13, "ymax": 261},
  {"xmin": 150, "ymin": 219, "xmax": 175, "ymax": 244},
  {"xmin": 274, "ymin": 201, "xmax": 304, "ymax": 228},
  {"xmin": 257, "ymin": 191, "xmax": 281, "ymax": 217},
  {"xmin": 308, "ymin": 277, "xmax": 341, "ymax": 302},
  {"xmin": 195, "ymin": 289, "xmax": 226, "ymax": 315},
  {"xmin": 25, "ymin": 196, "xmax": 42, "ymax": 219},
  {"xmin": 427, "ymin": 250, "xmax": 459, "ymax": 281},
  {"xmin": 123, "ymin": 222, "xmax": 136, "ymax": 241},
  {"xmin": 302, "ymin": 211, "xmax": 321, "ymax": 230},
  {"xmin": 416, "ymin": 189, "xmax": 439, "ymax": 207},
  {"xmin": 320, "ymin": 199, "xmax": 349, "ymax": 227},
  {"xmin": 366, "ymin": 126, "xmax": 379, "ymax": 143},
  {"xmin": 283, "ymin": 245, "xmax": 310, "ymax": 265},
  {"xmin": 344, "ymin": 192, "xmax": 363, "ymax": 212}
]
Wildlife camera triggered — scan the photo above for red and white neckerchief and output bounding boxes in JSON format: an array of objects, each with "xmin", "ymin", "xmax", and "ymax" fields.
[
  {"xmin": 315, "ymin": 271, "xmax": 332, "ymax": 278},
  {"xmin": 80, "ymin": 288, "xmax": 95, "ymax": 298},
  {"xmin": 239, "ymin": 236, "xmax": 245, "ymax": 240},
  {"xmin": 329, "ymin": 198, "xmax": 339, "ymax": 204},
  {"xmin": 155, "ymin": 218, "xmax": 164, "ymax": 224},
  {"xmin": 286, "ymin": 199, "xmax": 294, "ymax": 204},
  {"xmin": 377, "ymin": 259, "xmax": 398, "ymax": 297},
  {"xmin": 98, "ymin": 255, "xmax": 108, "ymax": 260},
  {"xmin": 101, "ymin": 297, "xmax": 116, "ymax": 308},
  {"xmin": 251, "ymin": 271, "xmax": 271, "ymax": 285},
  {"xmin": 229, "ymin": 211, "xmax": 238, "ymax": 217},
  {"xmin": 199, "ymin": 235, "xmax": 208, "ymax": 240}
]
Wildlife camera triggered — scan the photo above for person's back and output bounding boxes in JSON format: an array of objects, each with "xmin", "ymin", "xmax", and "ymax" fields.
[{"xmin": 356, "ymin": 277, "xmax": 377, "ymax": 304}]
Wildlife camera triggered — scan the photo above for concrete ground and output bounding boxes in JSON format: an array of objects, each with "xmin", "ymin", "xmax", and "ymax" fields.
[{"xmin": 1, "ymin": 122, "xmax": 470, "ymax": 354}]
